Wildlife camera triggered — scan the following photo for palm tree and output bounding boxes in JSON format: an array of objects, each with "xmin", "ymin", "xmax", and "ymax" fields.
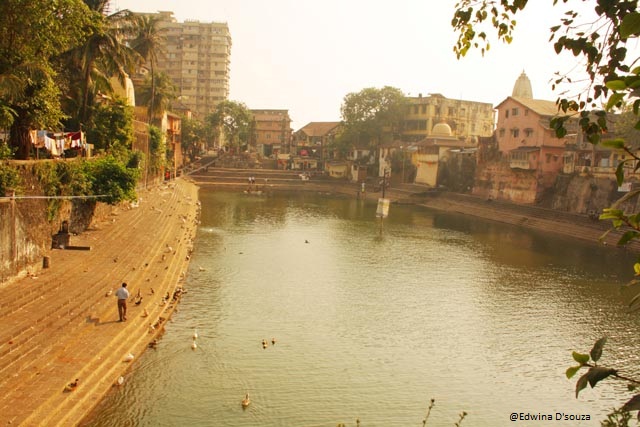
[
  {"xmin": 136, "ymin": 72, "xmax": 176, "ymax": 123},
  {"xmin": 129, "ymin": 14, "xmax": 166, "ymax": 124},
  {"xmin": 66, "ymin": 0, "xmax": 139, "ymax": 127}
]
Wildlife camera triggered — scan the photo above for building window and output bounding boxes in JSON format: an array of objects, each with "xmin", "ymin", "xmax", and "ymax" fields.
[
  {"xmin": 505, "ymin": 110, "xmax": 509, "ymax": 118},
  {"xmin": 512, "ymin": 108, "xmax": 519, "ymax": 116},
  {"xmin": 525, "ymin": 128, "xmax": 533, "ymax": 137},
  {"xmin": 511, "ymin": 128, "xmax": 520, "ymax": 137},
  {"xmin": 421, "ymin": 105, "xmax": 427, "ymax": 114},
  {"xmin": 524, "ymin": 109, "xmax": 529, "ymax": 116},
  {"xmin": 448, "ymin": 107, "xmax": 455, "ymax": 116},
  {"xmin": 414, "ymin": 105, "xmax": 419, "ymax": 114},
  {"xmin": 499, "ymin": 128, "xmax": 505, "ymax": 137}
]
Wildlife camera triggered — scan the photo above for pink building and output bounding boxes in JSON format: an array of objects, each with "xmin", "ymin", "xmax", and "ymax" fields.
[{"xmin": 482, "ymin": 72, "xmax": 578, "ymax": 202}]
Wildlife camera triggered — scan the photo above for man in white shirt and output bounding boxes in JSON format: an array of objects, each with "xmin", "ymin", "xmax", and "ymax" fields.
[{"xmin": 115, "ymin": 283, "xmax": 130, "ymax": 322}]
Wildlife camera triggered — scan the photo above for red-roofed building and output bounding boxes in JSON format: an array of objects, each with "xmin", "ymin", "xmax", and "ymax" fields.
[
  {"xmin": 474, "ymin": 72, "xmax": 580, "ymax": 203},
  {"xmin": 292, "ymin": 122, "xmax": 341, "ymax": 170}
]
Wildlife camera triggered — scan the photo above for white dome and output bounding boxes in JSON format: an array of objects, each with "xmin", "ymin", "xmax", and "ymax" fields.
[{"xmin": 432, "ymin": 121, "xmax": 452, "ymax": 137}]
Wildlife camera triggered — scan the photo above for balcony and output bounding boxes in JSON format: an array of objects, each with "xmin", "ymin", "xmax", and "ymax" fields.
[{"xmin": 509, "ymin": 159, "xmax": 534, "ymax": 170}]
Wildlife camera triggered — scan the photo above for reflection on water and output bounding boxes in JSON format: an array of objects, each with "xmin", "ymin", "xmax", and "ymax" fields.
[{"xmin": 83, "ymin": 191, "xmax": 640, "ymax": 426}]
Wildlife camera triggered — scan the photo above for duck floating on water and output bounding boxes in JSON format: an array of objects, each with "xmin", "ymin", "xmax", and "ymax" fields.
[{"xmin": 241, "ymin": 393, "xmax": 250, "ymax": 408}]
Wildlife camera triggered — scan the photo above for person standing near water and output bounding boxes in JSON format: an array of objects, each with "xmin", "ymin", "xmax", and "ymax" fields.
[{"xmin": 115, "ymin": 282, "xmax": 130, "ymax": 321}]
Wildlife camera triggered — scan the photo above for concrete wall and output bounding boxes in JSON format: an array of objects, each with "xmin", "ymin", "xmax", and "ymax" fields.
[
  {"xmin": 548, "ymin": 174, "xmax": 624, "ymax": 214},
  {"xmin": 0, "ymin": 164, "xmax": 115, "ymax": 284},
  {"xmin": 473, "ymin": 160, "xmax": 539, "ymax": 204},
  {"xmin": 0, "ymin": 196, "xmax": 51, "ymax": 283}
]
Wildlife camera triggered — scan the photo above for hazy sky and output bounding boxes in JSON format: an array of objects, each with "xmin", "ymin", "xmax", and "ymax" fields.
[{"xmin": 113, "ymin": 0, "xmax": 609, "ymax": 129}]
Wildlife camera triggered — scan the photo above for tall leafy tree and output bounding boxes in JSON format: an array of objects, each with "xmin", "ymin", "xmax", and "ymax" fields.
[
  {"xmin": 340, "ymin": 86, "xmax": 407, "ymax": 151},
  {"xmin": 136, "ymin": 72, "xmax": 177, "ymax": 124},
  {"xmin": 206, "ymin": 101, "xmax": 253, "ymax": 152},
  {"xmin": 181, "ymin": 116, "xmax": 206, "ymax": 162},
  {"xmin": 129, "ymin": 14, "xmax": 166, "ymax": 123},
  {"xmin": 147, "ymin": 124, "xmax": 166, "ymax": 174},
  {"xmin": 85, "ymin": 97, "xmax": 134, "ymax": 153},
  {"xmin": 0, "ymin": 0, "xmax": 93, "ymax": 159}
]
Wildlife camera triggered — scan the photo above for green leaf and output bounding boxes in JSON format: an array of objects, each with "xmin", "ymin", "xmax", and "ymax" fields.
[
  {"xmin": 620, "ymin": 12, "xmax": 640, "ymax": 39},
  {"xmin": 606, "ymin": 93, "xmax": 625, "ymax": 110},
  {"xmin": 572, "ymin": 351, "xmax": 590, "ymax": 365},
  {"xmin": 618, "ymin": 230, "xmax": 640, "ymax": 246},
  {"xmin": 601, "ymin": 138, "xmax": 625, "ymax": 150},
  {"xmin": 627, "ymin": 292, "xmax": 640, "ymax": 312},
  {"xmin": 605, "ymin": 80, "xmax": 627, "ymax": 91},
  {"xmin": 586, "ymin": 366, "xmax": 617, "ymax": 388},
  {"xmin": 616, "ymin": 162, "xmax": 625, "ymax": 186},
  {"xmin": 599, "ymin": 208, "xmax": 624, "ymax": 220},
  {"xmin": 566, "ymin": 365, "xmax": 582, "ymax": 379},
  {"xmin": 590, "ymin": 337, "xmax": 607, "ymax": 363},
  {"xmin": 576, "ymin": 372, "xmax": 589, "ymax": 397},
  {"xmin": 622, "ymin": 394, "xmax": 640, "ymax": 411}
]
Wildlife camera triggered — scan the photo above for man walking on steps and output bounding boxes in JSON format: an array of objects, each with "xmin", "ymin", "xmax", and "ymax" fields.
[{"xmin": 116, "ymin": 282, "xmax": 130, "ymax": 322}]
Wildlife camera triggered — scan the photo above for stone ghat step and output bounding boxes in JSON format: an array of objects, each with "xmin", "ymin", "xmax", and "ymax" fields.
[
  {"xmin": 0, "ymin": 187, "xmax": 172, "ymax": 361},
  {"xmin": 0, "ymin": 200, "xmax": 180, "ymax": 392},
  {"xmin": 417, "ymin": 192, "xmax": 640, "ymax": 252},
  {"xmin": 0, "ymin": 180, "xmax": 200, "ymax": 426}
]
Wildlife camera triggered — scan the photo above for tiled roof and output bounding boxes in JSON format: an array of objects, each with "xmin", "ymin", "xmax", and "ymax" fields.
[
  {"xmin": 497, "ymin": 96, "xmax": 560, "ymax": 117},
  {"xmin": 252, "ymin": 111, "xmax": 290, "ymax": 122},
  {"xmin": 296, "ymin": 122, "xmax": 341, "ymax": 137}
]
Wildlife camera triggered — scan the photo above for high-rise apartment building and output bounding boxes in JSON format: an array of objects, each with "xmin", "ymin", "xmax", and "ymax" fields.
[{"xmin": 151, "ymin": 11, "xmax": 231, "ymax": 120}]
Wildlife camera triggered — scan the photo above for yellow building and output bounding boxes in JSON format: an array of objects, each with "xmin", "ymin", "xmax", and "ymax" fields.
[
  {"xmin": 402, "ymin": 93, "xmax": 494, "ymax": 143},
  {"xmin": 413, "ymin": 121, "xmax": 475, "ymax": 187}
]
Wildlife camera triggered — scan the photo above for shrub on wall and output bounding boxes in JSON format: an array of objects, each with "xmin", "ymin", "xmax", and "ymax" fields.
[
  {"xmin": 85, "ymin": 156, "xmax": 139, "ymax": 205},
  {"xmin": 0, "ymin": 163, "xmax": 21, "ymax": 196},
  {"xmin": 28, "ymin": 156, "xmax": 139, "ymax": 222}
]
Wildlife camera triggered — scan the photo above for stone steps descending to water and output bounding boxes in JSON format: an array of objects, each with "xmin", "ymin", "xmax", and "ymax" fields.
[
  {"xmin": 414, "ymin": 191, "xmax": 640, "ymax": 252},
  {"xmin": 0, "ymin": 180, "xmax": 200, "ymax": 426}
]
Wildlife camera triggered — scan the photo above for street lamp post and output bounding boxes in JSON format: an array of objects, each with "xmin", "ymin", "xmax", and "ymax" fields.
[
  {"xmin": 401, "ymin": 145, "xmax": 405, "ymax": 184},
  {"xmin": 382, "ymin": 169, "xmax": 388, "ymax": 198}
]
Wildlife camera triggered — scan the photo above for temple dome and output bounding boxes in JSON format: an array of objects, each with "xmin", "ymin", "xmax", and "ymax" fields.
[
  {"xmin": 432, "ymin": 121, "xmax": 452, "ymax": 137},
  {"xmin": 512, "ymin": 71, "xmax": 533, "ymax": 99}
]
